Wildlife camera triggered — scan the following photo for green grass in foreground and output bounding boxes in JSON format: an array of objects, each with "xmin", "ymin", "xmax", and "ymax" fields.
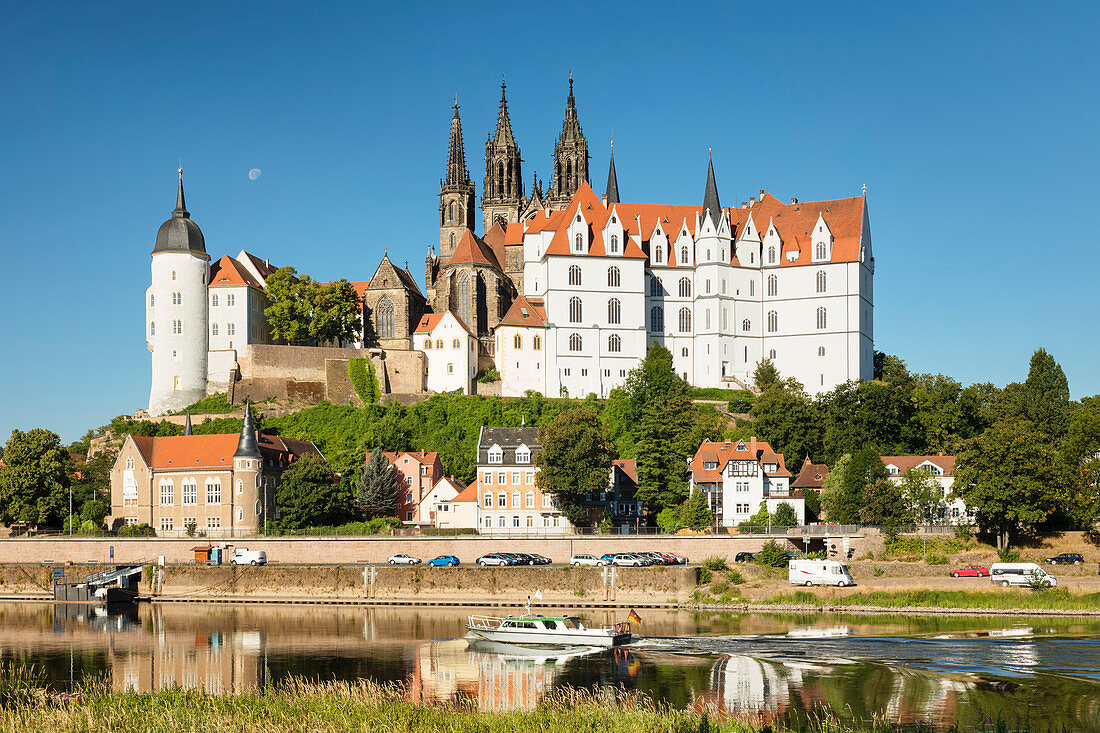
[
  {"xmin": 766, "ymin": 588, "xmax": 1100, "ymax": 611},
  {"xmin": 0, "ymin": 670, "xmax": 984, "ymax": 733}
]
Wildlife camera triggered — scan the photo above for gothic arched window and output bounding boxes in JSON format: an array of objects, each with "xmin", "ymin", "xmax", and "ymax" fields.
[
  {"xmin": 678, "ymin": 307, "xmax": 692, "ymax": 333},
  {"xmin": 569, "ymin": 297, "xmax": 582, "ymax": 323},
  {"xmin": 568, "ymin": 333, "xmax": 582, "ymax": 351},
  {"xmin": 574, "ymin": 234, "xmax": 583, "ymax": 252},
  {"xmin": 742, "ymin": 318, "xmax": 751, "ymax": 332},
  {"xmin": 816, "ymin": 242, "xmax": 826, "ymax": 260},
  {"xmin": 649, "ymin": 277, "xmax": 662, "ymax": 297},
  {"xmin": 768, "ymin": 246, "xmax": 776, "ymax": 264},
  {"xmin": 607, "ymin": 266, "xmax": 620, "ymax": 287},
  {"xmin": 816, "ymin": 307, "xmax": 827, "ymax": 329},
  {"xmin": 818, "ymin": 346, "xmax": 826, "ymax": 357},
  {"xmin": 767, "ymin": 274, "xmax": 777, "ymax": 297},
  {"xmin": 449, "ymin": 201, "xmax": 458, "ymax": 222},
  {"xmin": 769, "ymin": 349, "xmax": 776, "ymax": 359},
  {"xmin": 377, "ymin": 297, "xmax": 395, "ymax": 339},
  {"xmin": 569, "ymin": 265, "xmax": 581, "ymax": 286},
  {"xmin": 816, "ymin": 270, "xmax": 826, "ymax": 293},
  {"xmin": 678, "ymin": 278, "xmax": 691, "ymax": 298},
  {"xmin": 456, "ymin": 272, "xmax": 471, "ymax": 327},
  {"xmin": 608, "ymin": 298, "xmax": 621, "ymax": 324},
  {"xmin": 608, "ymin": 333, "xmax": 621, "ymax": 352},
  {"xmin": 680, "ymin": 245, "xmax": 689, "ymax": 264},
  {"xmin": 514, "ymin": 334, "xmax": 522, "ymax": 349},
  {"xmin": 767, "ymin": 310, "xmax": 778, "ymax": 333},
  {"xmin": 610, "ymin": 234, "xmax": 619, "ymax": 253},
  {"xmin": 650, "ymin": 306, "xmax": 664, "ymax": 332}
]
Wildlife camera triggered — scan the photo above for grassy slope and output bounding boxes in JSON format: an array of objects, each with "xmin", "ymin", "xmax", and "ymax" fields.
[{"xmin": 764, "ymin": 588, "xmax": 1100, "ymax": 611}]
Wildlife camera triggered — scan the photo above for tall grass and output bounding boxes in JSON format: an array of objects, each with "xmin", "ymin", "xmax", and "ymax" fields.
[{"xmin": 765, "ymin": 588, "xmax": 1100, "ymax": 611}]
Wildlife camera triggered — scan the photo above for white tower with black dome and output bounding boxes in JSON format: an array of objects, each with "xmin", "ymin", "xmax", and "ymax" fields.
[{"xmin": 146, "ymin": 169, "xmax": 210, "ymax": 415}]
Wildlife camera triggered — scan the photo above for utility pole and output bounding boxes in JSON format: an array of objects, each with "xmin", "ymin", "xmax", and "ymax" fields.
[{"xmin": 68, "ymin": 485, "xmax": 72, "ymax": 537}]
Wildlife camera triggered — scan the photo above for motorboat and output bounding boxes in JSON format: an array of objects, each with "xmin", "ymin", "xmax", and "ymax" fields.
[{"xmin": 465, "ymin": 613, "xmax": 632, "ymax": 647}]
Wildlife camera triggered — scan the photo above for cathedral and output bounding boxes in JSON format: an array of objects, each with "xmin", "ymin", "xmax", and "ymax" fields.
[{"xmin": 146, "ymin": 75, "xmax": 874, "ymax": 415}]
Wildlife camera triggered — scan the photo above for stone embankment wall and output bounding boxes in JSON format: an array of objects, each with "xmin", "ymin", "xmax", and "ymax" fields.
[{"xmin": 0, "ymin": 535, "xmax": 825, "ymax": 566}]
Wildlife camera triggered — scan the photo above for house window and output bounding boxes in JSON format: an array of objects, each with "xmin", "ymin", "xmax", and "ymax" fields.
[
  {"xmin": 171, "ymin": 292, "xmax": 181, "ymax": 305},
  {"xmin": 513, "ymin": 515, "xmax": 520, "ymax": 527},
  {"xmin": 484, "ymin": 516, "xmax": 492, "ymax": 528},
  {"xmin": 488, "ymin": 446, "xmax": 503, "ymax": 464},
  {"xmin": 236, "ymin": 479, "xmax": 243, "ymax": 494},
  {"xmin": 171, "ymin": 319, "xmax": 182, "ymax": 335},
  {"xmin": 678, "ymin": 277, "xmax": 691, "ymax": 297},
  {"xmin": 149, "ymin": 294, "xmax": 155, "ymax": 307},
  {"xmin": 159, "ymin": 481, "xmax": 173, "ymax": 505},
  {"xmin": 649, "ymin": 277, "xmax": 662, "ymax": 296},
  {"xmin": 749, "ymin": 280, "xmax": 754, "ymax": 296},
  {"xmin": 377, "ymin": 297, "xmax": 395, "ymax": 338},
  {"xmin": 406, "ymin": 492, "xmax": 414, "ymax": 504},
  {"xmin": 511, "ymin": 491, "xmax": 520, "ymax": 507},
  {"xmin": 568, "ymin": 333, "xmax": 582, "ymax": 351},
  {"xmin": 569, "ymin": 265, "xmax": 582, "ymax": 286},
  {"xmin": 182, "ymin": 481, "xmax": 197, "ymax": 505},
  {"xmin": 452, "ymin": 338, "xmax": 460, "ymax": 349},
  {"xmin": 211, "ymin": 323, "xmax": 218, "ymax": 336},
  {"xmin": 516, "ymin": 448, "xmax": 530, "ymax": 463},
  {"xmin": 678, "ymin": 307, "xmax": 692, "ymax": 333},
  {"xmin": 149, "ymin": 321, "xmax": 155, "ymax": 336},
  {"xmin": 512, "ymin": 472, "xmax": 520, "ymax": 484},
  {"xmin": 818, "ymin": 346, "xmax": 826, "ymax": 357},
  {"xmin": 498, "ymin": 492, "xmax": 506, "ymax": 507},
  {"xmin": 767, "ymin": 310, "xmax": 778, "ymax": 333},
  {"xmin": 498, "ymin": 471, "xmax": 506, "ymax": 484},
  {"xmin": 705, "ymin": 278, "xmax": 711, "ymax": 294},
  {"xmin": 769, "ymin": 349, "xmax": 776, "ymax": 359},
  {"xmin": 680, "ymin": 245, "xmax": 689, "ymax": 263},
  {"xmin": 575, "ymin": 233, "xmax": 583, "ymax": 252},
  {"xmin": 525, "ymin": 491, "xmax": 534, "ymax": 508},
  {"xmin": 484, "ymin": 493, "xmax": 492, "ymax": 508},
  {"xmin": 768, "ymin": 247, "xmax": 775, "ymax": 264},
  {"xmin": 816, "ymin": 242, "xmax": 826, "ymax": 260},
  {"xmin": 227, "ymin": 323, "xmax": 235, "ymax": 336},
  {"xmin": 608, "ymin": 334, "xmax": 621, "ymax": 352},
  {"xmin": 654, "ymin": 246, "xmax": 663, "ymax": 264},
  {"xmin": 682, "ymin": 347, "xmax": 689, "ymax": 357},
  {"xmin": 159, "ymin": 517, "xmax": 173, "ymax": 532},
  {"xmin": 447, "ymin": 363, "xmax": 454, "ymax": 374},
  {"xmin": 650, "ymin": 306, "xmax": 664, "ymax": 331},
  {"xmin": 816, "ymin": 270, "xmax": 826, "ymax": 292},
  {"xmin": 126, "ymin": 457, "xmax": 135, "ymax": 470},
  {"xmin": 542, "ymin": 494, "xmax": 552, "ymax": 508},
  {"xmin": 526, "ymin": 471, "xmax": 534, "ymax": 484},
  {"xmin": 817, "ymin": 307, "xmax": 827, "ymax": 329},
  {"xmin": 526, "ymin": 516, "xmax": 533, "ymax": 527},
  {"xmin": 514, "ymin": 334, "xmax": 522, "ymax": 349},
  {"xmin": 436, "ymin": 338, "xmax": 444, "ymax": 349},
  {"xmin": 227, "ymin": 294, "xmax": 235, "ymax": 307},
  {"xmin": 607, "ymin": 266, "xmax": 620, "ymax": 287},
  {"xmin": 424, "ymin": 339, "xmax": 432, "ymax": 350},
  {"xmin": 742, "ymin": 319, "xmax": 751, "ymax": 332},
  {"xmin": 205, "ymin": 480, "xmax": 221, "ymax": 505},
  {"xmin": 207, "ymin": 517, "xmax": 220, "ymax": 530},
  {"xmin": 767, "ymin": 274, "xmax": 777, "ymax": 297},
  {"xmin": 569, "ymin": 296, "xmax": 582, "ymax": 323},
  {"xmin": 171, "ymin": 270, "xmax": 176, "ymax": 281},
  {"xmin": 533, "ymin": 335, "xmax": 541, "ymax": 350},
  {"xmin": 610, "ymin": 234, "xmax": 619, "ymax": 253},
  {"xmin": 608, "ymin": 298, "xmax": 621, "ymax": 324}
]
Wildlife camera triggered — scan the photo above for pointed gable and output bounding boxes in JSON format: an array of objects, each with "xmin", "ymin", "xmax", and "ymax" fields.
[
  {"xmin": 446, "ymin": 229, "xmax": 503, "ymax": 269},
  {"xmin": 499, "ymin": 294, "xmax": 547, "ymax": 328}
]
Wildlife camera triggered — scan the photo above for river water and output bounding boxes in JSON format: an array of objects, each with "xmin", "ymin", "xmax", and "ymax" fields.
[{"xmin": 2, "ymin": 602, "xmax": 1099, "ymax": 731}]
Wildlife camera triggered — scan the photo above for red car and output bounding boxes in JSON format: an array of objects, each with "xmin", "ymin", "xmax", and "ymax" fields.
[{"xmin": 950, "ymin": 565, "xmax": 989, "ymax": 578}]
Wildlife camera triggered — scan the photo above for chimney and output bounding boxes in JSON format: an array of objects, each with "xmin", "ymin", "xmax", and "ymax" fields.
[
  {"xmin": 759, "ymin": 189, "xmax": 765, "ymax": 198},
  {"xmin": 791, "ymin": 197, "xmax": 798, "ymax": 204},
  {"xmin": 741, "ymin": 202, "xmax": 747, "ymax": 208},
  {"xmin": 602, "ymin": 195, "xmax": 608, "ymax": 205},
  {"xmin": 749, "ymin": 197, "xmax": 755, "ymax": 207},
  {"xmin": 750, "ymin": 436, "xmax": 757, "ymax": 454}
]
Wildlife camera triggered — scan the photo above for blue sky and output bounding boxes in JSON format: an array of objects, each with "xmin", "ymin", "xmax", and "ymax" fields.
[{"xmin": 2, "ymin": 2, "xmax": 1098, "ymax": 444}]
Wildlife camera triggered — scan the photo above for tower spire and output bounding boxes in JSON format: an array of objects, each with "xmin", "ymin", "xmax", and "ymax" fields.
[
  {"xmin": 184, "ymin": 410, "xmax": 192, "ymax": 435},
  {"xmin": 548, "ymin": 73, "xmax": 589, "ymax": 207},
  {"xmin": 483, "ymin": 75, "xmax": 524, "ymax": 232},
  {"xmin": 234, "ymin": 401, "xmax": 261, "ymax": 459},
  {"xmin": 174, "ymin": 167, "xmax": 188, "ymax": 218},
  {"xmin": 703, "ymin": 150, "xmax": 721, "ymax": 227},
  {"xmin": 605, "ymin": 139, "xmax": 619, "ymax": 205},
  {"xmin": 445, "ymin": 99, "xmax": 469, "ymax": 187}
]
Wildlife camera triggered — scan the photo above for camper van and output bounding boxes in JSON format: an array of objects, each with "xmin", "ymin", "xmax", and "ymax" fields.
[
  {"xmin": 789, "ymin": 559, "xmax": 854, "ymax": 587},
  {"xmin": 989, "ymin": 562, "xmax": 1056, "ymax": 587}
]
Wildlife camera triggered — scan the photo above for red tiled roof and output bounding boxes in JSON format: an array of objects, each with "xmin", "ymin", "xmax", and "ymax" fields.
[
  {"xmin": 613, "ymin": 459, "xmax": 637, "ymax": 484},
  {"xmin": 208, "ymin": 255, "xmax": 264, "ymax": 289},
  {"xmin": 452, "ymin": 479, "xmax": 480, "ymax": 502},
  {"xmin": 130, "ymin": 433, "xmax": 321, "ymax": 470},
  {"xmin": 240, "ymin": 251, "xmax": 279, "ymax": 280},
  {"xmin": 383, "ymin": 450, "xmax": 440, "ymax": 467},
  {"xmin": 792, "ymin": 457, "xmax": 829, "ymax": 489},
  {"xmin": 481, "ymin": 221, "xmax": 509, "ymax": 270},
  {"xmin": 414, "ymin": 311, "xmax": 476, "ymax": 337},
  {"xmin": 446, "ymin": 230, "xmax": 502, "ymax": 269},
  {"xmin": 689, "ymin": 438, "xmax": 790, "ymax": 480},
  {"xmin": 498, "ymin": 295, "xmax": 547, "ymax": 328},
  {"xmin": 881, "ymin": 455, "xmax": 957, "ymax": 475}
]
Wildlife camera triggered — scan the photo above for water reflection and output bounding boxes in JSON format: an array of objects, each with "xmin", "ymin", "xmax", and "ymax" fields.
[{"xmin": 1, "ymin": 602, "xmax": 1098, "ymax": 731}]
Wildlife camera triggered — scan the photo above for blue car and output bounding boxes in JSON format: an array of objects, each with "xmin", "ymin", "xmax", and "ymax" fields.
[{"xmin": 427, "ymin": 555, "xmax": 460, "ymax": 567}]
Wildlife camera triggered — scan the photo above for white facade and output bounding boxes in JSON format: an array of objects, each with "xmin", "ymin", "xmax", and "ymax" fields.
[
  {"xmin": 147, "ymin": 250, "xmax": 209, "ymax": 416},
  {"xmin": 883, "ymin": 456, "xmax": 972, "ymax": 524},
  {"xmin": 690, "ymin": 438, "xmax": 805, "ymax": 527},
  {"xmin": 504, "ymin": 181, "xmax": 874, "ymax": 397},
  {"xmin": 421, "ymin": 476, "xmax": 464, "ymax": 528},
  {"xmin": 415, "ymin": 312, "xmax": 477, "ymax": 394},
  {"xmin": 494, "ymin": 299, "xmax": 547, "ymax": 398}
]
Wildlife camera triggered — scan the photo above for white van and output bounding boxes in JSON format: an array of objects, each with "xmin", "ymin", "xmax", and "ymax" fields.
[
  {"xmin": 230, "ymin": 548, "xmax": 267, "ymax": 566},
  {"xmin": 989, "ymin": 562, "xmax": 1056, "ymax": 587},
  {"xmin": 789, "ymin": 559, "xmax": 854, "ymax": 587}
]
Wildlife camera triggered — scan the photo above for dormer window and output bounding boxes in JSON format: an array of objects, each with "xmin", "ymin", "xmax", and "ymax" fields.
[
  {"xmin": 488, "ymin": 445, "xmax": 503, "ymax": 464},
  {"xmin": 654, "ymin": 246, "xmax": 663, "ymax": 264},
  {"xmin": 680, "ymin": 246, "xmax": 689, "ymax": 263},
  {"xmin": 703, "ymin": 461, "xmax": 718, "ymax": 471},
  {"xmin": 575, "ymin": 234, "xmax": 583, "ymax": 252},
  {"xmin": 516, "ymin": 446, "xmax": 531, "ymax": 464},
  {"xmin": 887, "ymin": 466, "xmax": 899, "ymax": 475}
]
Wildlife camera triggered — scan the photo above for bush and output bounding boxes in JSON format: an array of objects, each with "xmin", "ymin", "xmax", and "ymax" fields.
[
  {"xmin": 348, "ymin": 359, "xmax": 380, "ymax": 404},
  {"xmin": 118, "ymin": 523, "xmax": 156, "ymax": 537},
  {"xmin": 873, "ymin": 566, "xmax": 884, "ymax": 577},
  {"xmin": 656, "ymin": 507, "xmax": 680, "ymax": 533},
  {"xmin": 726, "ymin": 390, "xmax": 755, "ymax": 414},
  {"xmin": 997, "ymin": 545, "xmax": 1021, "ymax": 563},
  {"xmin": 725, "ymin": 569, "xmax": 744, "ymax": 585},
  {"xmin": 701, "ymin": 555, "xmax": 728, "ymax": 572},
  {"xmin": 476, "ymin": 369, "xmax": 501, "ymax": 384},
  {"xmin": 756, "ymin": 540, "xmax": 790, "ymax": 568},
  {"xmin": 174, "ymin": 393, "xmax": 236, "ymax": 415},
  {"xmin": 925, "ymin": 552, "xmax": 949, "ymax": 565}
]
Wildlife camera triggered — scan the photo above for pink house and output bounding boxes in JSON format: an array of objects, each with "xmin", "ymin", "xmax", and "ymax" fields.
[{"xmin": 382, "ymin": 451, "xmax": 444, "ymax": 523}]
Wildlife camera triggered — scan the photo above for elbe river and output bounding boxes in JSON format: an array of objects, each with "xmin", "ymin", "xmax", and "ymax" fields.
[{"xmin": 2, "ymin": 602, "xmax": 1098, "ymax": 731}]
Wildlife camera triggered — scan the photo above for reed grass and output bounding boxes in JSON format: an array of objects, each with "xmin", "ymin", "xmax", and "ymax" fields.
[{"xmin": 765, "ymin": 588, "xmax": 1100, "ymax": 611}]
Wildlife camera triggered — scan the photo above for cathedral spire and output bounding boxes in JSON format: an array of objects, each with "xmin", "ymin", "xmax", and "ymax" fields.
[
  {"xmin": 548, "ymin": 73, "xmax": 589, "ymax": 207},
  {"xmin": 492, "ymin": 78, "xmax": 517, "ymax": 147},
  {"xmin": 445, "ymin": 100, "xmax": 469, "ymax": 187},
  {"xmin": 483, "ymin": 76, "xmax": 524, "ymax": 232},
  {"xmin": 234, "ymin": 401, "xmax": 261, "ymax": 459},
  {"xmin": 703, "ymin": 150, "xmax": 722, "ymax": 227},
  {"xmin": 605, "ymin": 140, "xmax": 619, "ymax": 205}
]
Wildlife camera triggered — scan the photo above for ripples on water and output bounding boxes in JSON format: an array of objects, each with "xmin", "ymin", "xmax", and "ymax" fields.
[{"xmin": 1, "ymin": 602, "xmax": 1098, "ymax": 732}]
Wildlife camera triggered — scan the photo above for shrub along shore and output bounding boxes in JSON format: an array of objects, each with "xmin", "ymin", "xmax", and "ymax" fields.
[{"xmin": 0, "ymin": 672, "xmax": 1002, "ymax": 733}]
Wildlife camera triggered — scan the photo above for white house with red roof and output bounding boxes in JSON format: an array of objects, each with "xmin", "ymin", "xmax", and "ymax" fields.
[
  {"xmin": 689, "ymin": 437, "xmax": 803, "ymax": 526},
  {"xmin": 382, "ymin": 450, "xmax": 444, "ymax": 523},
  {"xmin": 413, "ymin": 311, "xmax": 478, "ymax": 394},
  {"xmin": 419, "ymin": 475, "xmax": 468, "ymax": 529},
  {"xmin": 494, "ymin": 295, "xmax": 548, "ymax": 397},
  {"xmin": 882, "ymin": 455, "xmax": 971, "ymax": 524}
]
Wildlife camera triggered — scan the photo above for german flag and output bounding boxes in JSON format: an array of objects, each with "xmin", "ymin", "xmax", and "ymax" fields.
[{"xmin": 627, "ymin": 608, "xmax": 642, "ymax": 626}]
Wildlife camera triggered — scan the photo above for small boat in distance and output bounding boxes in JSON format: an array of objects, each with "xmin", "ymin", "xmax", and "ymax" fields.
[{"xmin": 465, "ymin": 613, "xmax": 632, "ymax": 647}]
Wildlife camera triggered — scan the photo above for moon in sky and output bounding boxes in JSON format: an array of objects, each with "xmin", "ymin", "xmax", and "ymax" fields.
[{"xmin": 248, "ymin": 168, "xmax": 262, "ymax": 181}]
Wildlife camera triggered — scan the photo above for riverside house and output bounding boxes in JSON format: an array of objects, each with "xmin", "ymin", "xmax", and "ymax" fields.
[{"xmin": 688, "ymin": 438, "xmax": 802, "ymax": 527}]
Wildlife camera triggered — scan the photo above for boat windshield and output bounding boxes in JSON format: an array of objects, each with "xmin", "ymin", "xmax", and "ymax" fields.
[{"xmin": 560, "ymin": 617, "xmax": 580, "ymax": 629}]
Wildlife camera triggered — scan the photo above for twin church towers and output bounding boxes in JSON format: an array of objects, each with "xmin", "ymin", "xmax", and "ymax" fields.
[{"xmin": 437, "ymin": 76, "xmax": 590, "ymax": 261}]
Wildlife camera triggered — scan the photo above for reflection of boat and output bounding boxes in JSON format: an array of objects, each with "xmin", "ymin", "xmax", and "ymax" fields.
[
  {"xmin": 465, "ymin": 614, "xmax": 631, "ymax": 647},
  {"xmin": 785, "ymin": 625, "xmax": 851, "ymax": 638},
  {"xmin": 465, "ymin": 638, "xmax": 604, "ymax": 664},
  {"xmin": 989, "ymin": 627, "xmax": 1033, "ymax": 637}
]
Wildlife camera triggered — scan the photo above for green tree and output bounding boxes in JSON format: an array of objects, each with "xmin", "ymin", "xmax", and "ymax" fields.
[
  {"xmin": 859, "ymin": 478, "xmax": 912, "ymax": 528},
  {"xmin": 803, "ymin": 489, "xmax": 822, "ymax": 523},
  {"xmin": 753, "ymin": 358, "xmax": 781, "ymax": 391},
  {"xmin": 275, "ymin": 453, "xmax": 353, "ymax": 528},
  {"xmin": 1063, "ymin": 399, "xmax": 1100, "ymax": 526},
  {"xmin": 821, "ymin": 445, "xmax": 888, "ymax": 523},
  {"xmin": 749, "ymin": 378, "xmax": 823, "ymax": 465},
  {"xmin": 536, "ymin": 407, "xmax": 615, "ymax": 526},
  {"xmin": 820, "ymin": 380, "xmax": 920, "ymax": 463},
  {"xmin": 356, "ymin": 448, "xmax": 399, "ymax": 520},
  {"xmin": 311, "ymin": 279, "xmax": 363, "ymax": 345},
  {"xmin": 739, "ymin": 501, "xmax": 771, "ymax": 527},
  {"xmin": 264, "ymin": 266, "xmax": 315, "ymax": 344},
  {"xmin": 70, "ymin": 447, "xmax": 117, "ymax": 529},
  {"xmin": 900, "ymin": 467, "xmax": 944, "ymax": 525},
  {"xmin": 0, "ymin": 429, "xmax": 72, "ymax": 526},
  {"xmin": 677, "ymin": 489, "xmax": 713, "ymax": 529},
  {"xmin": 635, "ymin": 395, "xmax": 697, "ymax": 513},
  {"xmin": 771, "ymin": 502, "xmax": 799, "ymax": 527},
  {"xmin": 953, "ymin": 420, "xmax": 1069, "ymax": 549},
  {"xmin": 1022, "ymin": 348, "xmax": 1072, "ymax": 439},
  {"xmin": 756, "ymin": 539, "xmax": 790, "ymax": 568}
]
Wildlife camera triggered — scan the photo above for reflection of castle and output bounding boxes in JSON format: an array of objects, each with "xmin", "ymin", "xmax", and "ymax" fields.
[{"xmin": 694, "ymin": 655, "xmax": 801, "ymax": 717}]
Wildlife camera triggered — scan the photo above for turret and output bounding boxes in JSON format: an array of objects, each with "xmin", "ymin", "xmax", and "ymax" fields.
[
  {"xmin": 232, "ymin": 401, "xmax": 263, "ymax": 533},
  {"xmin": 147, "ymin": 169, "xmax": 210, "ymax": 416}
]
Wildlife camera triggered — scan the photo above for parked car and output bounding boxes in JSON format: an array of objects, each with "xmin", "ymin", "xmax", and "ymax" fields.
[
  {"xmin": 990, "ymin": 562, "xmax": 1057, "ymax": 587},
  {"xmin": 477, "ymin": 553, "xmax": 515, "ymax": 567},
  {"xmin": 734, "ymin": 552, "xmax": 756, "ymax": 563},
  {"xmin": 230, "ymin": 548, "xmax": 267, "ymax": 566},
  {"xmin": 1045, "ymin": 553, "xmax": 1084, "ymax": 565},
  {"xmin": 387, "ymin": 553, "xmax": 421, "ymax": 565},
  {"xmin": 949, "ymin": 565, "xmax": 989, "ymax": 577},
  {"xmin": 639, "ymin": 551, "xmax": 673, "ymax": 565},
  {"xmin": 427, "ymin": 555, "xmax": 459, "ymax": 566},
  {"xmin": 570, "ymin": 554, "xmax": 608, "ymax": 567},
  {"xmin": 509, "ymin": 553, "xmax": 538, "ymax": 565},
  {"xmin": 527, "ymin": 553, "xmax": 552, "ymax": 565},
  {"xmin": 608, "ymin": 553, "xmax": 647, "ymax": 567}
]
